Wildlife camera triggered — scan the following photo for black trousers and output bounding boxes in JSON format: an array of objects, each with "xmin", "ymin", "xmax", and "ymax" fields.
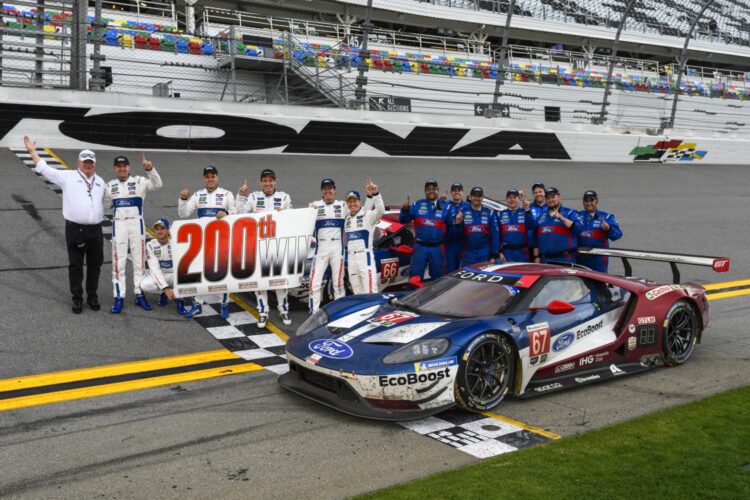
[{"xmin": 65, "ymin": 221, "xmax": 104, "ymax": 301}]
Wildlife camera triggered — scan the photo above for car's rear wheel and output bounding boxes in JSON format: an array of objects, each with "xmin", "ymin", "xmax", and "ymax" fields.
[
  {"xmin": 663, "ymin": 300, "xmax": 700, "ymax": 366},
  {"xmin": 455, "ymin": 332, "xmax": 514, "ymax": 411}
]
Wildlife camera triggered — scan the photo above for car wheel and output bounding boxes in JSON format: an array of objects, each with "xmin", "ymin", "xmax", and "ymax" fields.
[
  {"xmin": 662, "ymin": 300, "xmax": 700, "ymax": 366},
  {"xmin": 455, "ymin": 332, "xmax": 515, "ymax": 411}
]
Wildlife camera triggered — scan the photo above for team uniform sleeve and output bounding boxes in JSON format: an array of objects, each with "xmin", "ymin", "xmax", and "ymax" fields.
[
  {"xmin": 526, "ymin": 210, "xmax": 537, "ymax": 248},
  {"xmin": 33, "ymin": 159, "xmax": 68, "ymax": 188},
  {"xmin": 490, "ymin": 212, "xmax": 500, "ymax": 259},
  {"xmin": 606, "ymin": 214, "xmax": 623, "ymax": 241},
  {"xmin": 144, "ymin": 167, "xmax": 163, "ymax": 191},
  {"xmin": 568, "ymin": 209, "xmax": 584, "ymax": 235},
  {"xmin": 178, "ymin": 192, "xmax": 197, "ymax": 218},
  {"xmin": 145, "ymin": 241, "xmax": 170, "ymax": 290},
  {"xmin": 284, "ymin": 193, "xmax": 292, "ymax": 210},
  {"xmin": 103, "ymin": 182, "xmax": 113, "ymax": 211},
  {"xmin": 225, "ymin": 191, "xmax": 237, "ymax": 215},
  {"xmin": 399, "ymin": 203, "xmax": 415, "ymax": 223},
  {"xmin": 365, "ymin": 193, "xmax": 385, "ymax": 226},
  {"xmin": 235, "ymin": 193, "xmax": 249, "ymax": 213}
]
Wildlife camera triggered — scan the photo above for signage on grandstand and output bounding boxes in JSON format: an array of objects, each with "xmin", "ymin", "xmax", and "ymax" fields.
[
  {"xmin": 474, "ymin": 103, "xmax": 510, "ymax": 118},
  {"xmin": 369, "ymin": 96, "xmax": 412, "ymax": 113},
  {"xmin": 172, "ymin": 209, "xmax": 315, "ymax": 298}
]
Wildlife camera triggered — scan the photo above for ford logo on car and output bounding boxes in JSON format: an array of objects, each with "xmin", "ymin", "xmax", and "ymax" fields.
[
  {"xmin": 309, "ymin": 339, "xmax": 354, "ymax": 359},
  {"xmin": 552, "ymin": 332, "xmax": 575, "ymax": 352}
]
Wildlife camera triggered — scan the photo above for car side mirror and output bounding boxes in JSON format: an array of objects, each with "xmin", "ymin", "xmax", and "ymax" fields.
[{"xmin": 530, "ymin": 300, "xmax": 575, "ymax": 315}]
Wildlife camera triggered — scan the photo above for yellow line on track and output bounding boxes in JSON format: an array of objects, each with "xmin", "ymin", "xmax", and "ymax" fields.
[
  {"xmin": 44, "ymin": 147, "xmax": 72, "ymax": 170},
  {"xmin": 230, "ymin": 293, "xmax": 290, "ymax": 342},
  {"xmin": 481, "ymin": 411, "xmax": 561, "ymax": 440},
  {"xmin": 0, "ymin": 363, "xmax": 263, "ymax": 412},
  {"xmin": 703, "ymin": 278, "xmax": 750, "ymax": 291},
  {"xmin": 707, "ymin": 288, "xmax": 750, "ymax": 301},
  {"xmin": 0, "ymin": 350, "xmax": 239, "ymax": 393}
]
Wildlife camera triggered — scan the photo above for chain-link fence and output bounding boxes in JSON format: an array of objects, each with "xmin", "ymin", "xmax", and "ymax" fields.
[{"xmin": 1, "ymin": 0, "xmax": 748, "ymax": 134}]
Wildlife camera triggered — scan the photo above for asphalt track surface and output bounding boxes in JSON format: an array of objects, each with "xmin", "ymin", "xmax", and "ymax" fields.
[{"xmin": 1, "ymin": 148, "xmax": 749, "ymax": 498}]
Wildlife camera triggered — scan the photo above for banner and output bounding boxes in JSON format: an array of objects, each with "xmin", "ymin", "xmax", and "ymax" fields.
[{"xmin": 172, "ymin": 208, "xmax": 315, "ymax": 298}]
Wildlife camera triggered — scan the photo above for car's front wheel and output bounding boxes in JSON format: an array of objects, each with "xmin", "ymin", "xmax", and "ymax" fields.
[
  {"xmin": 455, "ymin": 332, "xmax": 515, "ymax": 411},
  {"xmin": 662, "ymin": 300, "xmax": 700, "ymax": 366}
]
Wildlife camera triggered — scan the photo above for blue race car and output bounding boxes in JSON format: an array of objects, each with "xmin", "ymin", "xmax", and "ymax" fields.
[{"xmin": 279, "ymin": 259, "xmax": 715, "ymax": 421}]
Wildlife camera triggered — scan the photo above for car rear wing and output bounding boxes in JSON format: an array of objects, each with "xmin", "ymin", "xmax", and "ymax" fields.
[{"xmin": 577, "ymin": 247, "xmax": 730, "ymax": 283}]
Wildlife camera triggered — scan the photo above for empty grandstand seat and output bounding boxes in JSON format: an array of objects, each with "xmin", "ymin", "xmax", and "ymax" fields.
[
  {"xmin": 105, "ymin": 29, "xmax": 119, "ymax": 46},
  {"xmin": 188, "ymin": 40, "xmax": 201, "ymax": 55},
  {"xmin": 122, "ymin": 33, "xmax": 134, "ymax": 49},
  {"xmin": 148, "ymin": 36, "xmax": 161, "ymax": 50},
  {"xmin": 176, "ymin": 39, "xmax": 188, "ymax": 54},
  {"xmin": 134, "ymin": 34, "xmax": 148, "ymax": 49},
  {"xmin": 201, "ymin": 42, "xmax": 214, "ymax": 55},
  {"xmin": 162, "ymin": 37, "xmax": 176, "ymax": 52}
]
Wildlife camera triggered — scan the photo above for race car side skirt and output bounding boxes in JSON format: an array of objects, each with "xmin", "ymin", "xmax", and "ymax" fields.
[
  {"xmin": 578, "ymin": 247, "xmax": 730, "ymax": 283},
  {"xmin": 519, "ymin": 362, "xmax": 651, "ymax": 399}
]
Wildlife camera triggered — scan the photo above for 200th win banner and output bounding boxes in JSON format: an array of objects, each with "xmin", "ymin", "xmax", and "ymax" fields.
[{"xmin": 172, "ymin": 208, "xmax": 316, "ymax": 298}]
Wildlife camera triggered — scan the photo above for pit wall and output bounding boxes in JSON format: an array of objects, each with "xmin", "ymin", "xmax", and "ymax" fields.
[{"xmin": 0, "ymin": 87, "xmax": 747, "ymax": 164}]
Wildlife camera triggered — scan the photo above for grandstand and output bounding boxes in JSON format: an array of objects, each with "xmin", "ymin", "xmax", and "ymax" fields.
[{"xmin": 1, "ymin": 0, "xmax": 749, "ymax": 135}]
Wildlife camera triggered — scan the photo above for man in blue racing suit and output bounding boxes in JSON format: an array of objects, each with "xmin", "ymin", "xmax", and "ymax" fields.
[
  {"xmin": 498, "ymin": 188, "xmax": 532, "ymax": 262},
  {"xmin": 459, "ymin": 187, "xmax": 498, "ymax": 266},
  {"xmin": 444, "ymin": 182, "xmax": 470, "ymax": 272},
  {"xmin": 400, "ymin": 180, "xmax": 460, "ymax": 283},
  {"xmin": 577, "ymin": 190, "xmax": 623, "ymax": 273},
  {"xmin": 532, "ymin": 187, "xmax": 583, "ymax": 264}
]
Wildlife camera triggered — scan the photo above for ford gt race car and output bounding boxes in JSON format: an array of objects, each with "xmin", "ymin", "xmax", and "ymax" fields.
[{"xmin": 279, "ymin": 250, "xmax": 729, "ymax": 421}]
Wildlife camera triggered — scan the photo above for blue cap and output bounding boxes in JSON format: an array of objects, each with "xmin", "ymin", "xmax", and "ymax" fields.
[
  {"xmin": 153, "ymin": 218, "xmax": 170, "ymax": 229},
  {"xmin": 506, "ymin": 188, "xmax": 520, "ymax": 197},
  {"xmin": 450, "ymin": 182, "xmax": 463, "ymax": 191},
  {"xmin": 345, "ymin": 190, "xmax": 361, "ymax": 200},
  {"xmin": 321, "ymin": 178, "xmax": 336, "ymax": 189},
  {"xmin": 424, "ymin": 179, "xmax": 439, "ymax": 188}
]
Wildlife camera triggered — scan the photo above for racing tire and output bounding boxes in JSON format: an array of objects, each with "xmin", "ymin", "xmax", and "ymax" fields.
[
  {"xmin": 455, "ymin": 332, "xmax": 515, "ymax": 411},
  {"xmin": 662, "ymin": 300, "xmax": 700, "ymax": 366}
]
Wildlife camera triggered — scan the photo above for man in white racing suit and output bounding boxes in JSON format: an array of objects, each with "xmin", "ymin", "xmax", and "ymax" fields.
[
  {"xmin": 237, "ymin": 168, "xmax": 293, "ymax": 328},
  {"xmin": 178, "ymin": 165, "xmax": 238, "ymax": 319},
  {"xmin": 104, "ymin": 154, "xmax": 162, "ymax": 314},
  {"xmin": 308, "ymin": 178, "xmax": 346, "ymax": 314},
  {"xmin": 345, "ymin": 179, "xmax": 385, "ymax": 295},
  {"xmin": 139, "ymin": 218, "xmax": 186, "ymax": 315}
]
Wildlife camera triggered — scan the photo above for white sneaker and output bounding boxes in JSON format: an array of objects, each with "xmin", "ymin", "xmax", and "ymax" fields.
[
  {"xmin": 281, "ymin": 313, "xmax": 292, "ymax": 326},
  {"xmin": 257, "ymin": 314, "xmax": 268, "ymax": 328}
]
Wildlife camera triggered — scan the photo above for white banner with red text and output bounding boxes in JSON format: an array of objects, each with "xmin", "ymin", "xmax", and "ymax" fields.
[{"xmin": 172, "ymin": 208, "xmax": 315, "ymax": 298}]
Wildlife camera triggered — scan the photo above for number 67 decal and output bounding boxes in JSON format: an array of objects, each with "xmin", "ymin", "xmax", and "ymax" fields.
[
  {"xmin": 527, "ymin": 322, "xmax": 551, "ymax": 357},
  {"xmin": 176, "ymin": 218, "xmax": 257, "ymax": 284}
]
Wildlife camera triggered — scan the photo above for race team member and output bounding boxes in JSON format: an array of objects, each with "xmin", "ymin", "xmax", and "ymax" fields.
[
  {"xmin": 498, "ymin": 188, "xmax": 532, "ymax": 263},
  {"xmin": 237, "ymin": 169, "xmax": 293, "ymax": 328},
  {"xmin": 138, "ymin": 218, "xmax": 187, "ymax": 315},
  {"xmin": 459, "ymin": 187, "xmax": 499, "ymax": 266},
  {"xmin": 400, "ymin": 180, "xmax": 460, "ymax": 284},
  {"xmin": 24, "ymin": 136, "xmax": 105, "ymax": 314},
  {"xmin": 344, "ymin": 179, "xmax": 385, "ymax": 295},
  {"xmin": 104, "ymin": 154, "xmax": 163, "ymax": 314},
  {"xmin": 444, "ymin": 182, "xmax": 470, "ymax": 272},
  {"xmin": 532, "ymin": 187, "xmax": 583, "ymax": 264},
  {"xmin": 577, "ymin": 190, "xmax": 623, "ymax": 273},
  {"xmin": 527, "ymin": 182, "xmax": 547, "ymax": 253},
  {"xmin": 309, "ymin": 178, "xmax": 346, "ymax": 313},
  {"xmin": 178, "ymin": 166, "xmax": 238, "ymax": 319}
]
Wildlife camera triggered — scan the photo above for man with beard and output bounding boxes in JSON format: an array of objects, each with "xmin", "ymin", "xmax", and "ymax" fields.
[
  {"xmin": 577, "ymin": 190, "xmax": 622, "ymax": 273},
  {"xmin": 444, "ymin": 182, "xmax": 470, "ymax": 272},
  {"xmin": 458, "ymin": 187, "xmax": 498, "ymax": 266},
  {"xmin": 533, "ymin": 187, "xmax": 583, "ymax": 264},
  {"xmin": 498, "ymin": 188, "xmax": 533, "ymax": 262}
]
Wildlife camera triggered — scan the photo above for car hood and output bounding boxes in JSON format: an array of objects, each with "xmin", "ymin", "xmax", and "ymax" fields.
[{"xmin": 285, "ymin": 303, "xmax": 477, "ymax": 374}]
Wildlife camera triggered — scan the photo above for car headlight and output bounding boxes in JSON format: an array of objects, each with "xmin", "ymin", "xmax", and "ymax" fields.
[
  {"xmin": 382, "ymin": 339, "xmax": 450, "ymax": 364},
  {"xmin": 295, "ymin": 308, "xmax": 328, "ymax": 337}
]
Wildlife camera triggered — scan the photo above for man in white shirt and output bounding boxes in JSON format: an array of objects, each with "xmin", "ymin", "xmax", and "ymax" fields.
[
  {"xmin": 24, "ymin": 136, "xmax": 106, "ymax": 314},
  {"xmin": 345, "ymin": 179, "xmax": 384, "ymax": 295},
  {"xmin": 178, "ymin": 165, "xmax": 238, "ymax": 319},
  {"xmin": 237, "ymin": 168, "xmax": 293, "ymax": 328},
  {"xmin": 104, "ymin": 154, "xmax": 163, "ymax": 314},
  {"xmin": 139, "ymin": 218, "xmax": 187, "ymax": 315},
  {"xmin": 309, "ymin": 178, "xmax": 346, "ymax": 314}
]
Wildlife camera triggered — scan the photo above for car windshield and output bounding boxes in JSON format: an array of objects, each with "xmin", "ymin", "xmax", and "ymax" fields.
[{"xmin": 397, "ymin": 275, "xmax": 522, "ymax": 318}]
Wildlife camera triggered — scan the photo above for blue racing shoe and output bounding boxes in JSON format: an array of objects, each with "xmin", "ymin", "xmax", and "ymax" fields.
[
  {"xmin": 111, "ymin": 297, "xmax": 124, "ymax": 314},
  {"xmin": 220, "ymin": 302, "xmax": 230, "ymax": 320},
  {"xmin": 135, "ymin": 294, "xmax": 152, "ymax": 311},
  {"xmin": 157, "ymin": 292, "xmax": 169, "ymax": 306},
  {"xmin": 183, "ymin": 303, "xmax": 202, "ymax": 319},
  {"xmin": 175, "ymin": 299, "xmax": 187, "ymax": 316}
]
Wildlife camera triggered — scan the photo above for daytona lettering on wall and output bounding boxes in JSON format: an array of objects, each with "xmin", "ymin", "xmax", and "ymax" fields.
[{"xmin": 173, "ymin": 208, "xmax": 315, "ymax": 297}]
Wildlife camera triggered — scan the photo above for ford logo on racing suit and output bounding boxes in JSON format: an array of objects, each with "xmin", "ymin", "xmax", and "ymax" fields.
[
  {"xmin": 552, "ymin": 332, "xmax": 575, "ymax": 352},
  {"xmin": 469, "ymin": 226, "xmax": 485, "ymax": 233},
  {"xmin": 309, "ymin": 339, "xmax": 354, "ymax": 359},
  {"xmin": 421, "ymin": 219, "xmax": 436, "ymax": 227},
  {"xmin": 505, "ymin": 225, "xmax": 521, "ymax": 232}
]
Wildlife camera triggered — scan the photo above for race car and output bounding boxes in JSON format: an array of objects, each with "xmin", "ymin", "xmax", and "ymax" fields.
[{"xmin": 279, "ymin": 250, "xmax": 729, "ymax": 421}]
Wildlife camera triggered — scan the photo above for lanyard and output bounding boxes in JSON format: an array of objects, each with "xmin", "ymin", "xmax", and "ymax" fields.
[{"xmin": 77, "ymin": 170, "xmax": 94, "ymax": 199}]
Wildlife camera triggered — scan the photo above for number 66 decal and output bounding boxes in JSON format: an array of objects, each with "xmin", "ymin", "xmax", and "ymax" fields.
[
  {"xmin": 380, "ymin": 257, "xmax": 400, "ymax": 282},
  {"xmin": 176, "ymin": 218, "xmax": 257, "ymax": 284}
]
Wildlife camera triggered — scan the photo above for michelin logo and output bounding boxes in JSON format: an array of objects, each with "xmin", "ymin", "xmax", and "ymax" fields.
[{"xmin": 415, "ymin": 356, "xmax": 457, "ymax": 372}]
